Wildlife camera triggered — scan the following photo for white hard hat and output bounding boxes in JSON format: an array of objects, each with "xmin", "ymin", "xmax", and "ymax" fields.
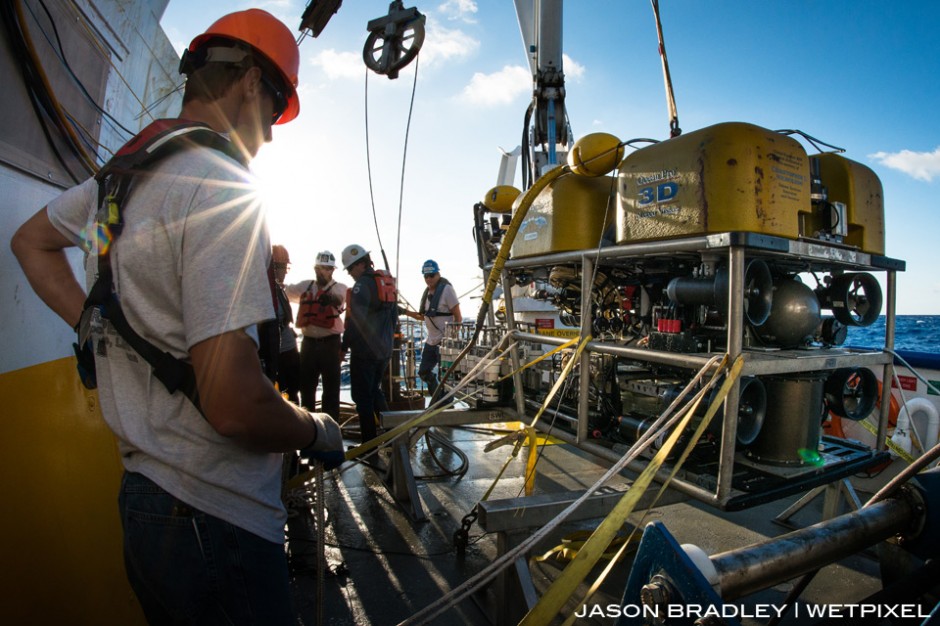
[
  {"xmin": 315, "ymin": 250, "xmax": 337, "ymax": 268},
  {"xmin": 341, "ymin": 244, "xmax": 370, "ymax": 270}
]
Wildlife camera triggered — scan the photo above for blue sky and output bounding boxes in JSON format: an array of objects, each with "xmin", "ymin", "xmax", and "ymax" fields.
[{"xmin": 161, "ymin": 1, "xmax": 940, "ymax": 314}]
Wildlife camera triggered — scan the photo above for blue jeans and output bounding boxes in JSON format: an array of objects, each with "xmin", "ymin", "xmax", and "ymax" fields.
[
  {"xmin": 418, "ymin": 343, "xmax": 441, "ymax": 394},
  {"xmin": 350, "ymin": 355, "xmax": 388, "ymax": 442},
  {"xmin": 118, "ymin": 472, "xmax": 294, "ymax": 625}
]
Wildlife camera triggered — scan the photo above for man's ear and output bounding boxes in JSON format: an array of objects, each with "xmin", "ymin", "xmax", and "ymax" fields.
[{"xmin": 242, "ymin": 66, "xmax": 264, "ymax": 98}]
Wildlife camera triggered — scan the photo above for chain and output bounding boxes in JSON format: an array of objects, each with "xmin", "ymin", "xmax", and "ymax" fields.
[{"xmin": 453, "ymin": 504, "xmax": 479, "ymax": 555}]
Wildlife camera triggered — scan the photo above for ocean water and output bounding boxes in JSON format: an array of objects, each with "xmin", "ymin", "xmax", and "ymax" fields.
[{"xmin": 846, "ymin": 315, "xmax": 940, "ymax": 353}]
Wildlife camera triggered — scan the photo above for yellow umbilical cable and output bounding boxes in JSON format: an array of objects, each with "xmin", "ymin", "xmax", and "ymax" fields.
[{"xmin": 438, "ymin": 165, "xmax": 570, "ymax": 393}]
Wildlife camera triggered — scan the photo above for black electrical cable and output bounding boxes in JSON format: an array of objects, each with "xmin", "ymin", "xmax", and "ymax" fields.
[
  {"xmin": 521, "ymin": 101, "xmax": 534, "ymax": 189},
  {"xmin": 0, "ymin": 1, "xmax": 83, "ymax": 182},
  {"xmin": 31, "ymin": 0, "xmax": 135, "ymax": 138},
  {"xmin": 415, "ymin": 427, "xmax": 469, "ymax": 480}
]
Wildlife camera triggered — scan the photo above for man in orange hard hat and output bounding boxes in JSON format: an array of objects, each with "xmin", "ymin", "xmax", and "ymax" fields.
[
  {"xmin": 12, "ymin": 9, "xmax": 342, "ymax": 623},
  {"xmin": 272, "ymin": 245, "xmax": 301, "ymax": 403}
]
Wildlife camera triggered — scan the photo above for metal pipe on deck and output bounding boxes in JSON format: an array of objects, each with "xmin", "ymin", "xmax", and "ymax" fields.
[{"xmin": 710, "ymin": 496, "xmax": 914, "ymax": 600}]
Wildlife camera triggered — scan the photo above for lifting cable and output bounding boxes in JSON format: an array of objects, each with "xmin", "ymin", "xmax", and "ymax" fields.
[
  {"xmin": 650, "ymin": 0, "xmax": 681, "ymax": 138},
  {"xmin": 363, "ymin": 54, "xmax": 421, "ymax": 274}
]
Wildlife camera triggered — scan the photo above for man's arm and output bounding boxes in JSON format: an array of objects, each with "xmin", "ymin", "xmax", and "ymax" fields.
[
  {"xmin": 190, "ymin": 329, "xmax": 322, "ymax": 452},
  {"xmin": 400, "ymin": 308, "xmax": 424, "ymax": 321},
  {"xmin": 11, "ymin": 208, "xmax": 86, "ymax": 329},
  {"xmin": 445, "ymin": 284, "xmax": 463, "ymax": 323}
]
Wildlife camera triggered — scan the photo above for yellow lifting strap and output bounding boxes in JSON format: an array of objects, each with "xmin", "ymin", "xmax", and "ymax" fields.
[
  {"xmin": 521, "ymin": 355, "xmax": 744, "ymax": 626},
  {"xmin": 534, "ymin": 529, "xmax": 639, "ymax": 564},
  {"xmin": 475, "ymin": 334, "xmax": 593, "ymax": 504},
  {"xmin": 562, "ymin": 355, "xmax": 737, "ymax": 625},
  {"xmin": 496, "ymin": 336, "xmax": 580, "ymax": 384}
]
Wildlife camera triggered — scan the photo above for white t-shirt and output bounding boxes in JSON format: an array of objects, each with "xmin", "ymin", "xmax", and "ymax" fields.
[
  {"xmin": 47, "ymin": 146, "xmax": 285, "ymax": 543},
  {"xmin": 422, "ymin": 281, "xmax": 460, "ymax": 345}
]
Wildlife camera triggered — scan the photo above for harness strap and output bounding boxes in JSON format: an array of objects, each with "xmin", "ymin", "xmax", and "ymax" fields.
[
  {"xmin": 103, "ymin": 294, "xmax": 203, "ymax": 411},
  {"xmin": 420, "ymin": 277, "xmax": 451, "ymax": 317},
  {"xmin": 83, "ymin": 120, "xmax": 249, "ymax": 416}
]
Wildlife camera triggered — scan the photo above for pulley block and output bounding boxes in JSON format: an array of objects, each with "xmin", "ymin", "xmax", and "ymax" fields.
[{"xmin": 363, "ymin": 1, "xmax": 426, "ymax": 79}]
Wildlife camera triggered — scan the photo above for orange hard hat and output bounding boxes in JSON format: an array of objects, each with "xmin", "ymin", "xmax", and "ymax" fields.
[
  {"xmin": 188, "ymin": 9, "xmax": 300, "ymax": 124},
  {"xmin": 272, "ymin": 244, "xmax": 291, "ymax": 264}
]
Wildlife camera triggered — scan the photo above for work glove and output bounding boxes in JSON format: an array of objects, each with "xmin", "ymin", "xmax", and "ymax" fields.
[{"xmin": 300, "ymin": 412, "xmax": 345, "ymax": 470}]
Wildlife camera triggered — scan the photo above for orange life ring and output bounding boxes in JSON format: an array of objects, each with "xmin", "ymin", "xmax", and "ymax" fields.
[{"xmin": 824, "ymin": 379, "xmax": 899, "ymax": 438}]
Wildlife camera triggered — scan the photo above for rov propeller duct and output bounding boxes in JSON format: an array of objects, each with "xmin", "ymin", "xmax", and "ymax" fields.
[
  {"xmin": 824, "ymin": 367, "xmax": 878, "ymax": 421},
  {"xmin": 825, "ymin": 272, "xmax": 883, "ymax": 327},
  {"xmin": 666, "ymin": 259, "xmax": 773, "ymax": 326}
]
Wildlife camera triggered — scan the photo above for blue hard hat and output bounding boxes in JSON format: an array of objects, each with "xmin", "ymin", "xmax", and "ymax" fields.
[{"xmin": 421, "ymin": 259, "xmax": 440, "ymax": 275}]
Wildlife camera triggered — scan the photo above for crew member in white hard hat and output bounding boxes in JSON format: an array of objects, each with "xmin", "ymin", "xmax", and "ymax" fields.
[
  {"xmin": 402, "ymin": 259, "xmax": 462, "ymax": 399},
  {"xmin": 284, "ymin": 250, "xmax": 346, "ymax": 420},
  {"xmin": 11, "ymin": 9, "xmax": 343, "ymax": 622},
  {"xmin": 340, "ymin": 244, "xmax": 398, "ymax": 442}
]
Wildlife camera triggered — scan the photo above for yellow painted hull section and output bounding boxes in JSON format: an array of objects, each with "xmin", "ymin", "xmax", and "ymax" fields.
[{"xmin": 0, "ymin": 357, "xmax": 144, "ymax": 624}]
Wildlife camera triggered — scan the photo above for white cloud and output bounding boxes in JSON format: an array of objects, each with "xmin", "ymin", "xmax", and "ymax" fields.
[
  {"xmin": 869, "ymin": 147, "xmax": 940, "ymax": 182},
  {"xmin": 563, "ymin": 54, "xmax": 585, "ymax": 81},
  {"xmin": 460, "ymin": 65, "xmax": 531, "ymax": 106},
  {"xmin": 310, "ymin": 49, "xmax": 364, "ymax": 80},
  {"xmin": 437, "ymin": 0, "xmax": 478, "ymax": 23},
  {"xmin": 421, "ymin": 22, "xmax": 480, "ymax": 67}
]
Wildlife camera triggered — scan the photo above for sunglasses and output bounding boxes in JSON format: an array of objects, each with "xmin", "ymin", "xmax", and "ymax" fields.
[
  {"xmin": 424, "ymin": 273, "xmax": 439, "ymax": 280},
  {"xmin": 259, "ymin": 74, "xmax": 287, "ymax": 124}
]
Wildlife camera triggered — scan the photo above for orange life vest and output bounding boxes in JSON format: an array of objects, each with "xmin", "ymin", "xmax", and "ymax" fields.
[{"xmin": 297, "ymin": 281, "xmax": 341, "ymax": 329}]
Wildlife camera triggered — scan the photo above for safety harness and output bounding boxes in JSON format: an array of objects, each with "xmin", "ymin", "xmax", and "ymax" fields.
[
  {"xmin": 373, "ymin": 269, "xmax": 398, "ymax": 304},
  {"xmin": 78, "ymin": 119, "xmax": 253, "ymax": 414},
  {"xmin": 419, "ymin": 276, "xmax": 452, "ymax": 330},
  {"xmin": 345, "ymin": 269, "xmax": 397, "ymax": 314}
]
